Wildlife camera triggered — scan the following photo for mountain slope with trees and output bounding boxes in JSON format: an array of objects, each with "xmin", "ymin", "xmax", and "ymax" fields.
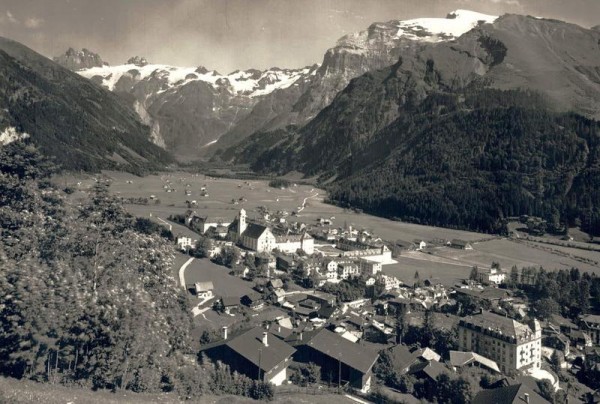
[
  {"xmin": 223, "ymin": 14, "xmax": 600, "ymax": 235},
  {"xmin": 0, "ymin": 37, "xmax": 171, "ymax": 172}
]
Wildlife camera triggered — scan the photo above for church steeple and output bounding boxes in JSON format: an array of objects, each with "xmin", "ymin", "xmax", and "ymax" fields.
[{"xmin": 238, "ymin": 208, "xmax": 247, "ymax": 236}]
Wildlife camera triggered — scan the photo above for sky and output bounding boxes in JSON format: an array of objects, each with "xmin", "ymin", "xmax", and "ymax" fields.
[{"xmin": 0, "ymin": 0, "xmax": 598, "ymax": 73}]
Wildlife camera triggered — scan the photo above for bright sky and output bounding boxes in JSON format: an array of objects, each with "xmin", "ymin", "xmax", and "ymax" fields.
[{"xmin": 0, "ymin": 0, "xmax": 598, "ymax": 73}]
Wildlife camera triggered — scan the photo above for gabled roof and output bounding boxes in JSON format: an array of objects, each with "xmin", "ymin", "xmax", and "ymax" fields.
[
  {"xmin": 226, "ymin": 327, "xmax": 296, "ymax": 373},
  {"xmin": 221, "ymin": 296, "xmax": 240, "ymax": 307},
  {"xmin": 388, "ymin": 345, "xmax": 420, "ymax": 373},
  {"xmin": 582, "ymin": 314, "xmax": 600, "ymax": 325},
  {"xmin": 408, "ymin": 360, "xmax": 448, "ymax": 380},
  {"xmin": 472, "ymin": 383, "xmax": 550, "ymax": 404},
  {"xmin": 450, "ymin": 351, "xmax": 500, "ymax": 373},
  {"xmin": 242, "ymin": 223, "xmax": 270, "ymax": 239},
  {"xmin": 305, "ymin": 329, "xmax": 379, "ymax": 374}
]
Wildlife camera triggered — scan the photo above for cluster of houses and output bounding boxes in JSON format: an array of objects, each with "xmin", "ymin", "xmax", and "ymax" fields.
[{"xmin": 170, "ymin": 206, "xmax": 600, "ymax": 402}]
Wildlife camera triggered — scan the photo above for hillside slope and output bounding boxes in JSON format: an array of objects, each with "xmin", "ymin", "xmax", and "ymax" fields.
[
  {"xmin": 0, "ymin": 37, "xmax": 171, "ymax": 171},
  {"xmin": 225, "ymin": 15, "xmax": 600, "ymax": 234}
]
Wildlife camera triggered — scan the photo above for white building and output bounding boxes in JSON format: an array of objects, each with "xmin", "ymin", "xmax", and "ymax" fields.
[
  {"xmin": 275, "ymin": 232, "xmax": 314, "ymax": 255},
  {"xmin": 478, "ymin": 267, "xmax": 507, "ymax": 285},
  {"xmin": 177, "ymin": 236, "xmax": 196, "ymax": 251},
  {"xmin": 458, "ymin": 311, "xmax": 542, "ymax": 374},
  {"xmin": 359, "ymin": 259, "xmax": 382, "ymax": 276}
]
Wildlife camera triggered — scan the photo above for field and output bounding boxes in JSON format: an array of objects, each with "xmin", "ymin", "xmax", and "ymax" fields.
[{"xmin": 63, "ymin": 171, "xmax": 600, "ymax": 286}]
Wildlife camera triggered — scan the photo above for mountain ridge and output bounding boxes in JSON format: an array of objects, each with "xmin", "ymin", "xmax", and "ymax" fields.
[{"xmin": 0, "ymin": 37, "xmax": 171, "ymax": 172}]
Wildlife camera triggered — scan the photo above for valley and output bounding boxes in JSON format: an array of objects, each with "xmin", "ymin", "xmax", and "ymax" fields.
[{"xmin": 65, "ymin": 170, "xmax": 600, "ymax": 287}]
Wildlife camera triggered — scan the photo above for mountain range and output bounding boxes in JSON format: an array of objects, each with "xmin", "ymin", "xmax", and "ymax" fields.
[
  {"xmin": 6, "ymin": 8, "xmax": 600, "ymax": 234},
  {"xmin": 58, "ymin": 10, "xmax": 499, "ymax": 158}
]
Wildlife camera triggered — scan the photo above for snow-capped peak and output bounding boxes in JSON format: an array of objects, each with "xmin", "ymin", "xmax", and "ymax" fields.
[
  {"xmin": 78, "ymin": 63, "xmax": 318, "ymax": 97},
  {"xmin": 396, "ymin": 9, "xmax": 498, "ymax": 42}
]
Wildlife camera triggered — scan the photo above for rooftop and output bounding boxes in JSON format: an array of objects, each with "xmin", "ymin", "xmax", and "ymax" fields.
[
  {"xmin": 226, "ymin": 327, "xmax": 296, "ymax": 372},
  {"xmin": 460, "ymin": 311, "xmax": 534, "ymax": 340},
  {"xmin": 305, "ymin": 329, "xmax": 379, "ymax": 374},
  {"xmin": 472, "ymin": 383, "xmax": 549, "ymax": 404}
]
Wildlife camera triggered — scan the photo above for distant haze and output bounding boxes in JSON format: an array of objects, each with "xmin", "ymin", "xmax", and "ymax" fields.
[{"xmin": 1, "ymin": 0, "xmax": 598, "ymax": 73}]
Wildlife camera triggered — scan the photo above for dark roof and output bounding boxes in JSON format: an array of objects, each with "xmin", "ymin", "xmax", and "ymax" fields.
[
  {"xmin": 451, "ymin": 239, "xmax": 471, "ymax": 246},
  {"xmin": 408, "ymin": 360, "xmax": 448, "ymax": 381},
  {"xmin": 243, "ymin": 223, "xmax": 269, "ymax": 239},
  {"xmin": 389, "ymin": 345, "xmax": 419, "ymax": 372},
  {"xmin": 305, "ymin": 329, "xmax": 379, "ymax": 374},
  {"xmin": 221, "ymin": 296, "xmax": 240, "ymax": 307},
  {"xmin": 472, "ymin": 383, "xmax": 549, "ymax": 404},
  {"xmin": 226, "ymin": 327, "xmax": 296, "ymax": 373}
]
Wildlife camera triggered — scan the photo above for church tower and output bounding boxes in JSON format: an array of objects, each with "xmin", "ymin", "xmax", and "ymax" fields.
[{"xmin": 238, "ymin": 208, "xmax": 247, "ymax": 236}]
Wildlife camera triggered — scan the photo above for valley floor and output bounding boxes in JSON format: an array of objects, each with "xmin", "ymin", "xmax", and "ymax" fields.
[{"xmin": 62, "ymin": 170, "xmax": 600, "ymax": 287}]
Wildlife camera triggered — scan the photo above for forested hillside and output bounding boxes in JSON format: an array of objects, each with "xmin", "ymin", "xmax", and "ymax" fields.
[
  {"xmin": 222, "ymin": 14, "xmax": 600, "ymax": 235},
  {"xmin": 0, "ymin": 143, "xmax": 275, "ymax": 400},
  {"xmin": 0, "ymin": 37, "xmax": 171, "ymax": 172}
]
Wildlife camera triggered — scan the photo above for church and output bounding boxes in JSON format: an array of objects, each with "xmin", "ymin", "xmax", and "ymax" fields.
[{"xmin": 228, "ymin": 209, "xmax": 314, "ymax": 254}]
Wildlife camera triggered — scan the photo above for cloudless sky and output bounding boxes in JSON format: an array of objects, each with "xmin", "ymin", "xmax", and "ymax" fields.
[{"xmin": 0, "ymin": 0, "xmax": 598, "ymax": 73}]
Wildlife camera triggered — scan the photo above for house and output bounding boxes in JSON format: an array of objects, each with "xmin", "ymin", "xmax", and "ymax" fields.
[
  {"xmin": 296, "ymin": 329, "xmax": 379, "ymax": 392},
  {"xmin": 190, "ymin": 215, "xmax": 231, "ymax": 234},
  {"xmin": 458, "ymin": 311, "xmax": 542, "ymax": 374},
  {"xmin": 359, "ymin": 259, "xmax": 383, "ymax": 276},
  {"xmin": 276, "ymin": 254, "xmax": 296, "ymax": 271},
  {"xmin": 478, "ymin": 267, "xmax": 507, "ymax": 285},
  {"xmin": 338, "ymin": 262, "xmax": 360, "ymax": 280},
  {"xmin": 176, "ymin": 236, "xmax": 196, "ymax": 251},
  {"xmin": 472, "ymin": 383, "xmax": 550, "ymax": 404},
  {"xmin": 581, "ymin": 314, "xmax": 600, "ymax": 345},
  {"xmin": 449, "ymin": 351, "xmax": 501, "ymax": 373},
  {"xmin": 307, "ymin": 292, "xmax": 336, "ymax": 308},
  {"xmin": 220, "ymin": 296, "xmax": 240, "ymax": 314},
  {"xmin": 201, "ymin": 327, "xmax": 295, "ymax": 386},
  {"xmin": 271, "ymin": 289, "xmax": 286, "ymax": 304},
  {"xmin": 268, "ymin": 279, "xmax": 284, "ymax": 290},
  {"xmin": 241, "ymin": 292, "xmax": 265, "ymax": 310},
  {"xmin": 449, "ymin": 239, "xmax": 473, "ymax": 250},
  {"xmin": 407, "ymin": 360, "xmax": 448, "ymax": 383},
  {"xmin": 189, "ymin": 281, "xmax": 214, "ymax": 299}
]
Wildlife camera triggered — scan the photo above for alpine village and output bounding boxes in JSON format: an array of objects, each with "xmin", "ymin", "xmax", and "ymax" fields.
[{"xmin": 3, "ymin": 2, "xmax": 600, "ymax": 404}]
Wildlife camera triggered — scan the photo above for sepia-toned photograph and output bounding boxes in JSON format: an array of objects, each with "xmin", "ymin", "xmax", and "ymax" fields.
[{"xmin": 1, "ymin": 0, "xmax": 600, "ymax": 402}]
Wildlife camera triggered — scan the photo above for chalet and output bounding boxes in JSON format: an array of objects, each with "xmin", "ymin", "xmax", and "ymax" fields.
[
  {"xmin": 276, "ymin": 255, "xmax": 296, "ymax": 271},
  {"xmin": 268, "ymin": 279, "xmax": 284, "ymax": 290},
  {"xmin": 271, "ymin": 289, "xmax": 286, "ymax": 304},
  {"xmin": 407, "ymin": 360, "xmax": 448, "ymax": 383},
  {"xmin": 188, "ymin": 281, "xmax": 214, "ymax": 299},
  {"xmin": 472, "ymin": 383, "xmax": 549, "ymax": 404},
  {"xmin": 581, "ymin": 314, "xmax": 600, "ymax": 345},
  {"xmin": 296, "ymin": 329, "xmax": 379, "ymax": 392},
  {"xmin": 241, "ymin": 292, "xmax": 265, "ymax": 310},
  {"xmin": 307, "ymin": 292, "xmax": 336, "ymax": 308},
  {"xmin": 201, "ymin": 327, "xmax": 295, "ymax": 386},
  {"xmin": 449, "ymin": 239, "xmax": 473, "ymax": 250},
  {"xmin": 255, "ymin": 252, "xmax": 276, "ymax": 269},
  {"xmin": 220, "ymin": 296, "xmax": 240, "ymax": 314}
]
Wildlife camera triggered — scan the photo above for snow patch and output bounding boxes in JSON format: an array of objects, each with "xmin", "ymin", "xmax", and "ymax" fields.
[
  {"xmin": 396, "ymin": 10, "xmax": 498, "ymax": 42},
  {"xmin": 0, "ymin": 127, "xmax": 29, "ymax": 146}
]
